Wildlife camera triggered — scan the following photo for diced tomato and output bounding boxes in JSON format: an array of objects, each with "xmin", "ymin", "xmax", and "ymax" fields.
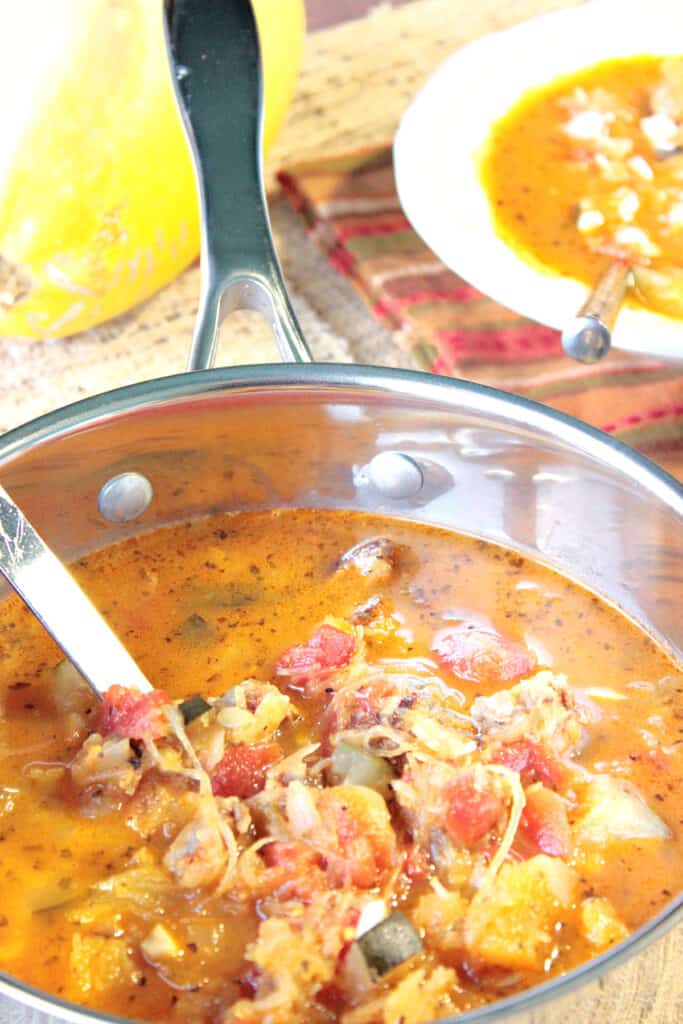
[
  {"xmin": 316, "ymin": 982, "xmax": 347, "ymax": 1014},
  {"xmin": 238, "ymin": 965, "xmax": 261, "ymax": 998},
  {"xmin": 274, "ymin": 624, "xmax": 356, "ymax": 696},
  {"xmin": 443, "ymin": 772, "xmax": 504, "ymax": 847},
  {"xmin": 260, "ymin": 840, "xmax": 328, "ymax": 901},
  {"xmin": 519, "ymin": 786, "xmax": 571, "ymax": 858},
  {"xmin": 491, "ymin": 739, "xmax": 565, "ymax": 790},
  {"xmin": 317, "ymin": 785, "xmax": 396, "ymax": 889},
  {"xmin": 210, "ymin": 742, "xmax": 282, "ymax": 798},
  {"xmin": 432, "ymin": 625, "xmax": 535, "ymax": 689},
  {"xmin": 100, "ymin": 685, "xmax": 172, "ymax": 741}
]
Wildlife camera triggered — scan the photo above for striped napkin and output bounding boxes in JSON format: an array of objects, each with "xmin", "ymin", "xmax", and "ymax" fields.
[{"xmin": 278, "ymin": 145, "xmax": 683, "ymax": 480}]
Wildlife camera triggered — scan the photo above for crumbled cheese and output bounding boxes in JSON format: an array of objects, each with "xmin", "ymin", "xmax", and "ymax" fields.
[
  {"xmin": 640, "ymin": 113, "xmax": 678, "ymax": 152},
  {"xmin": 615, "ymin": 189, "xmax": 640, "ymax": 222},
  {"xmin": 613, "ymin": 225, "xmax": 661, "ymax": 258},
  {"xmin": 627, "ymin": 155, "xmax": 654, "ymax": 181},
  {"xmin": 577, "ymin": 208, "xmax": 605, "ymax": 233},
  {"xmin": 563, "ymin": 110, "xmax": 610, "ymax": 141},
  {"xmin": 594, "ymin": 152, "xmax": 629, "ymax": 183},
  {"xmin": 600, "ymin": 136, "xmax": 633, "ymax": 160}
]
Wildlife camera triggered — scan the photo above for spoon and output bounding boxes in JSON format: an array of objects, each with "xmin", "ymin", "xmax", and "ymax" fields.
[
  {"xmin": 561, "ymin": 260, "xmax": 632, "ymax": 363},
  {"xmin": 0, "ymin": 483, "xmax": 153, "ymax": 698},
  {"xmin": 164, "ymin": 0, "xmax": 312, "ymax": 370}
]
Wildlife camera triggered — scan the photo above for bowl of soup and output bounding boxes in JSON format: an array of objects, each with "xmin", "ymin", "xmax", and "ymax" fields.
[
  {"xmin": 393, "ymin": 0, "xmax": 683, "ymax": 358},
  {"xmin": 0, "ymin": 364, "xmax": 680, "ymax": 1024}
]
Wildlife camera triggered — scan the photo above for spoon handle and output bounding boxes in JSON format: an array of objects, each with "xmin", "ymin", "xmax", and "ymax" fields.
[
  {"xmin": 165, "ymin": 0, "xmax": 312, "ymax": 371},
  {"xmin": 561, "ymin": 261, "xmax": 632, "ymax": 363},
  {"xmin": 0, "ymin": 484, "xmax": 153, "ymax": 698}
]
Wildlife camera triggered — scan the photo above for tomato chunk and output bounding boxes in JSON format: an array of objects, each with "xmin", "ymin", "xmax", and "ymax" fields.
[
  {"xmin": 491, "ymin": 739, "xmax": 565, "ymax": 790},
  {"xmin": 317, "ymin": 785, "xmax": 396, "ymax": 888},
  {"xmin": 275, "ymin": 624, "xmax": 356, "ymax": 696},
  {"xmin": 100, "ymin": 685, "xmax": 172, "ymax": 741},
  {"xmin": 260, "ymin": 841, "xmax": 328, "ymax": 901},
  {"xmin": 519, "ymin": 786, "xmax": 571, "ymax": 858},
  {"xmin": 443, "ymin": 773, "xmax": 504, "ymax": 848},
  {"xmin": 432, "ymin": 625, "xmax": 535, "ymax": 689},
  {"xmin": 211, "ymin": 742, "xmax": 282, "ymax": 798}
]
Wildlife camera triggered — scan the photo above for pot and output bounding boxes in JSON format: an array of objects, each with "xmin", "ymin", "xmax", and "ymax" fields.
[{"xmin": 0, "ymin": 2, "xmax": 681, "ymax": 1022}]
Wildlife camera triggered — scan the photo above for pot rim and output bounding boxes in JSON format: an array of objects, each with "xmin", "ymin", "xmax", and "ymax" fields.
[
  {"xmin": 0, "ymin": 360, "xmax": 681, "ymax": 1024},
  {"xmin": 1, "ymin": 362, "xmax": 681, "ymax": 510}
]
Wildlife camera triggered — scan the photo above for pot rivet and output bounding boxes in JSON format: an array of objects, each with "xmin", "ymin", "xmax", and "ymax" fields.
[
  {"xmin": 98, "ymin": 473, "xmax": 153, "ymax": 523},
  {"xmin": 367, "ymin": 452, "xmax": 424, "ymax": 499}
]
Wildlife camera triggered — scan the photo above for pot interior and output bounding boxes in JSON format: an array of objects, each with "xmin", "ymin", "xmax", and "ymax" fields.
[
  {"xmin": 0, "ymin": 366, "xmax": 681, "ymax": 1024},
  {"xmin": 1, "ymin": 370, "xmax": 680, "ymax": 660}
]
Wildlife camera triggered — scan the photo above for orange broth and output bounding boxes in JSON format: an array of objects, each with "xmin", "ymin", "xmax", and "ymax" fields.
[{"xmin": 0, "ymin": 509, "xmax": 680, "ymax": 1022}]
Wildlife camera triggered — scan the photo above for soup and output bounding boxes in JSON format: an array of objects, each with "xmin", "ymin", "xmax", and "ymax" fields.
[
  {"xmin": 480, "ymin": 55, "xmax": 683, "ymax": 318},
  {"xmin": 0, "ymin": 509, "xmax": 681, "ymax": 1023}
]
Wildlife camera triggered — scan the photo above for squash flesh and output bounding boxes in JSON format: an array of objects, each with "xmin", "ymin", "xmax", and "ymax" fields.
[{"xmin": 0, "ymin": 0, "xmax": 304, "ymax": 339}]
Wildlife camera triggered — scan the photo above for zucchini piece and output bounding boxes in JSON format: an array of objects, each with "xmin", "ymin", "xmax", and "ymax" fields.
[
  {"xmin": 331, "ymin": 740, "xmax": 396, "ymax": 793},
  {"xmin": 356, "ymin": 911, "xmax": 423, "ymax": 977},
  {"xmin": 179, "ymin": 694, "xmax": 212, "ymax": 725}
]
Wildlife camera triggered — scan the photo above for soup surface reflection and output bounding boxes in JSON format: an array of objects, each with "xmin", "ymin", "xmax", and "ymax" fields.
[{"xmin": 0, "ymin": 510, "xmax": 681, "ymax": 1023}]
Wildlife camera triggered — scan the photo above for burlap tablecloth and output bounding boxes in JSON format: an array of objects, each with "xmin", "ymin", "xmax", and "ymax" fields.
[{"xmin": 1, "ymin": 1, "xmax": 681, "ymax": 1022}]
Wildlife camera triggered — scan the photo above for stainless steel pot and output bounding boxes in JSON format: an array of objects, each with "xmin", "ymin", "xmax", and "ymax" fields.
[{"xmin": 0, "ymin": 2, "xmax": 681, "ymax": 1022}]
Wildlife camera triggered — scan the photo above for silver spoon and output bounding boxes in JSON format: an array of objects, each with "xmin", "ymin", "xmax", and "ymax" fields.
[
  {"xmin": 0, "ymin": 483, "xmax": 153, "ymax": 698},
  {"xmin": 561, "ymin": 260, "xmax": 632, "ymax": 363}
]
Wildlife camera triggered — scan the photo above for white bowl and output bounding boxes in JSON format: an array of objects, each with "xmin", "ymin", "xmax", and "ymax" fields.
[{"xmin": 394, "ymin": 0, "xmax": 683, "ymax": 360}]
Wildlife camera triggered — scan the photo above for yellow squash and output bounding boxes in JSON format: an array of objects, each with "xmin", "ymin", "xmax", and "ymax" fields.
[{"xmin": 0, "ymin": 0, "xmax": 304, "ymax": 340}]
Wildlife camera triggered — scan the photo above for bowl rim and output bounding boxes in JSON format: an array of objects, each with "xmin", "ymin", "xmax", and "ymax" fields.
[{"xmin": 0, "ymin": 360, "xmax": 681, "ymax": 1024}]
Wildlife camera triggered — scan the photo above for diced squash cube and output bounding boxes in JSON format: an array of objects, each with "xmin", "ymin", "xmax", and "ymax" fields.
[
  {"xmin": 412, "ymin": 889, "xmax": 467, "ymax": 962},
  {"xmin": 383, "ymin": 966, "xmax": 459, "ymax": 1024},
  {"xmin": 224, "ymin": 917, "xmax": 334, "ymax": 1024},
  {"xmin": 69, "ymin": 933, "xmax": 136, "ymax": 995},
  {"xmin": 580, "ymin": 896, "xmax": 629, "ymax": 949},
  {"xmin": 464, "ymin": 854, "xmax": 577, "ymax": 970},
  {"xmin": 342, "ymin": 966, "xmax": 459, "ymax": 1024}
]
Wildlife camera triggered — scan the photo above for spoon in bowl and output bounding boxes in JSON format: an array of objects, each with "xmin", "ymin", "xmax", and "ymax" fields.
[
  {"xmin": 0, "ymin": 483, "xmax": 153, "ymax": 698},
  {"xmin": 561, "ymin": 260, "xmax": 633, "ymax": 363}
]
